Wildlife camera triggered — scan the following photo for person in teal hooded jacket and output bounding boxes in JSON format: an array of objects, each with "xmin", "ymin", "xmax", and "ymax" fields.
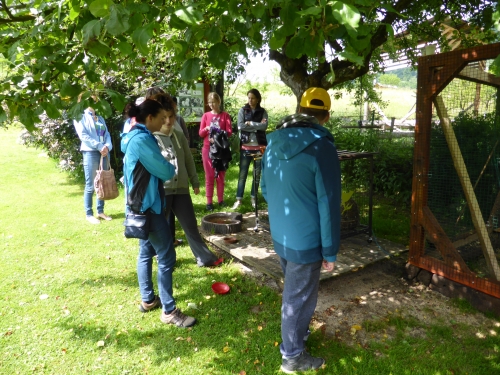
[
  {"xmin": 261, "ymin": 88, "xmax": 340, "ymax": 373},
  {"xmin": 121, "ymin": 99, "xmax": 196, "ymax": 328}
]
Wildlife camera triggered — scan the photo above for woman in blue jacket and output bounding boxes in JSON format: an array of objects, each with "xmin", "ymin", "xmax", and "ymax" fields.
[
  {"xmin": 73, "ymin": 107, "xmax": 113, "ymax": 224},
  {"xmin": 121, "ymin": 99, "xmax": 196, "ymax": 328}
]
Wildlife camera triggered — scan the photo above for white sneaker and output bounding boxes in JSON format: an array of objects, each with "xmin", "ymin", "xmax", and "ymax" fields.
[
  {"xmin": 251, "ymin": 197, "xmax": 256, "ymax": 208},
  {"xmin": 231, "ymin": 200, "xmax": 242, "ymax": 210},
  {"xmin": 86, "ymin": 216, "xmax": 100, "ymax": 224}
]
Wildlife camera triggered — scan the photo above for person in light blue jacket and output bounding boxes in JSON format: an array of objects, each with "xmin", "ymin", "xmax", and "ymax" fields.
[
  {"xmin": 121, "ymin": 99, "xmax": 196, "ymax": 328},
  {"xmin": 261, "ymin": 88, "xmax": 340, "ymax": 373},
  {"xmin": 73, "ymin": 107, "xmax": 113, "ymax": 224}
]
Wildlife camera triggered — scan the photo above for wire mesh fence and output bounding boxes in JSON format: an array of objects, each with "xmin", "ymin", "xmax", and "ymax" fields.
[{"xmin": 411, "ymin": 43, "xmax": 500, "ymax": 298}]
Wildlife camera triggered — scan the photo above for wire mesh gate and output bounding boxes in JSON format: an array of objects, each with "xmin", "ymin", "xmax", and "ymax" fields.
[{"xmin": 411, "ymin": 43, "xmax": 500, "ymax": 298}]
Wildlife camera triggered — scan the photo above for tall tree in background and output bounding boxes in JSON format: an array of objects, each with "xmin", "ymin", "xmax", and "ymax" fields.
[{"xmin": 0, "ymin": 0, "xmax": 497, "ymax": 130}]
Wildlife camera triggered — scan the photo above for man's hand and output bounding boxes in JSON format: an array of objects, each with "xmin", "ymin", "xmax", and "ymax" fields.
[
  {"xmin": 193, "ymin": 187, "xmax": 200, "ymax": 195},
  {"xmin": 322, "ymin": 260, "xmax": 335, "ymax": 272}
]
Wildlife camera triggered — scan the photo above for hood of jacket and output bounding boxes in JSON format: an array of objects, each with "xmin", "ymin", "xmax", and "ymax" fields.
[
  {"xmin": 266, "ymin": 114, "xmax": 334, "ymax": 160},
  {"xmin": 120, "ymin": 123, "xmax": 149, "ymax": 154}
]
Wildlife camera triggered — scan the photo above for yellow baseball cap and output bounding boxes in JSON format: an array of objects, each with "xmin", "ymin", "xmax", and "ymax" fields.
[{"xmin": 300, "ymin": 87, "xmax": 331, "ymax": 110}]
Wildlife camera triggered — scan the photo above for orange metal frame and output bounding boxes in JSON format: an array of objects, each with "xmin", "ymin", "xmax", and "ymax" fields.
[{"xmin": 410, "ymin": 43, "xmax": 500, "ymax": 298}]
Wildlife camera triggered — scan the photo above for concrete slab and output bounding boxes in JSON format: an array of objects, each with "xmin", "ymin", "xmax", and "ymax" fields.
[{"xmin": 201, "ymin": 211, "xmax": 408, "ymax": 282}]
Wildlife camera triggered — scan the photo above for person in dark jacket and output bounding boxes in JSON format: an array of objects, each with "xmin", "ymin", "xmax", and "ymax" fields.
[
  {"xmin": 232, "ymin": 88, "xmax": 268, "ymax": 210},
  {"xmin": 121, "ymin": 99, "xmax": 196, "ymax": 328},
  {"xmin": 261, "ymin": 87, "xmax": 340, "ymax": 373}
]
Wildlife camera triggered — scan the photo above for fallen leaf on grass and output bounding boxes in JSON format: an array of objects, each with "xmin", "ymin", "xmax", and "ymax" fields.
[
  {"xmin": 96, "ymin": 341, "xmax": 105, "ymax": 347},
  {"xmin": 274, "ymin": 342, "xmax": 279, "ymax": 346},
  {"xmin": 257, "ymin": 326, "xmax": 263, "ymax": 331},
  {"xmin": 350, "ymin": 324, "xmax": 362, "ymax": 335},
  {"xmin": 39, "ymin": 294, "xmax": 49, "ymax": 300},
  {"xmin": 324, "ymin": 305, "xmax": 336, "ymax": 316},
  {"xmin": 223, "ymin": 346, "xmax": 230, "ymax": 353},
  {"xmin": 239, "ymin": 371, "xmax": 246, "ymax": 375}
]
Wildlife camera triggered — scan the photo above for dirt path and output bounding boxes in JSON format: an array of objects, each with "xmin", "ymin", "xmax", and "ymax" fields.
[{"xmin": 236, "ymin": 255, "xmax": 497, "ymax": 346}]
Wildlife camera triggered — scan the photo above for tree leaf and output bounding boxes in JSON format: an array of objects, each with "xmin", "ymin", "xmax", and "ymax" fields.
[
  {"xmin": 60, "ymin": 80, "xmax": 82, "ymax": 99},
  {"xmin": 280, "ymin": 6, "xmax": 298, "ymax": 36},
  {"xmin": 250, "ymin": 4, "xmax": 265, "ymax": 18},
  {"xmin": 169, "ymin": 13, "xmax": 188, "ymax": 30},
  {"xmin": 175, "ymin": 6, "xmax": 203, "ymax": 25},
  {"xmin": 180, "ymin": 58, "xmax": 201, "ymax": 81},
  {"xmin": 82, "ymin": 20, "xmax": 102, "ymax": 46},
  {"xmin": 228, "ymin": 0, "xmax": 240, "ymax": 18},
  {"xmin": 41, "ymin": 102, "xmax": 61, "ymax": 120},
  {"xmin": 348, "ymin": 34, "xmax": 371, "ymax": 53},
  {"xmin": 285, "ymin": 34, "xmax": 304, "ymax": 59},
  {"xmin": 89, "ymin": 0, "xmax": 114, "ymax": 18},
  {"xmin": 269, "ymin": 33, "xmax": 285, "ymax": 50},
  {"xmin": 68, "ymin": 101, "xmax": 89, "ymax": 122},
  {"xmin": 339, "ymin": 49, "xmax": 365, "ymax": 66},
  {"xmin": 116, "ymin": 41, "xmax": 133, "ymax": 56},
  {"xmin": 132, "ymin": 26, "xmax": 153, "ymax": 55},
  {"xmin": 297, "ymin": 7, "xmax": 323, "ymax": 17},
  {"xmin": 331, "ymin": 2, "xmax": 360, "ymax": 30},
  {"xmin": 19, "ymin": 107, "xmax": 36, "ymax": 131},
  {"xmin": 69, "ymin": 6, "xmax": 80, "ymax": 21},
  {"xmin": 87, "ymin": 39, "xmax": 111, "ymax": 57},
  {"xmin": 106, "ymin": 5, "xmax": 130, "ymax": 36},
  {"xmin": 208, "ymin": 43, "xmax": 231, "ymax": 69},
  {"xmin": 52, "ymin": 62, "xmax": 74, "ymax": 76},
  {"xmin": 0, "ymin": 106, "xmax": 7, "ymax": 125},
  {"xmin": 105, "ymin": 89, "xmax": 126, "ymax": 112},
  {"xmin": 204, "ymin": 26, "xmax": 223, "ymax": 44},
  {"xmin": 94, "ymin": 99, "xmax": 112, "ymax": 118}
]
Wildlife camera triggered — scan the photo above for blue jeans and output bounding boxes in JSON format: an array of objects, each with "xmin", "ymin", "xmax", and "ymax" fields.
[
  {"xmin": 137, "ymin": 212, "xmax": 177, "ymax": 313},
  {"xmin": 82, "ymin": 151, "xmax": 105, "ymax": 216},
  {"xmin": 236, "ymin": 151, "xmax": 261, "ymax": 199},
  {"xmin": 280, "ymin": 258, "xmax": 322, "ymax": 358}
]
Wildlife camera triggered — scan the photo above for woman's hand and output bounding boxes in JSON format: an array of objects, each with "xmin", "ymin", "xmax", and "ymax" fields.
[
  {"xmin": 193, "ymin": 187, "xmax": 200, "ymax": 195},
  {"xmin": 100, "ymin": 146, "xmax": 109, "ymax": 157}
]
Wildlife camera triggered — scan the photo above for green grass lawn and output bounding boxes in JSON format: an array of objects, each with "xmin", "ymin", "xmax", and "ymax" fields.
[{"xmin": 1, "ymin": 126, "xmax": 499, "ymax": 374}]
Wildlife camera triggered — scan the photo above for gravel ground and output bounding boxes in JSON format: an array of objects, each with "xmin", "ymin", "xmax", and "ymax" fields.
[{"xmin": 235, "ymin": 254, "xmax": 499, "ymax": 346}]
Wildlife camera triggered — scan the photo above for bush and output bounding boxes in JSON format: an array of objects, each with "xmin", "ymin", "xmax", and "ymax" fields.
[
  {"xmin": 19, "ymin": 111, "xmax": 124, "ymax": 181},
  {"xmin": 329, "ymin": 119, "xmax": 414, "ymax": 204}
]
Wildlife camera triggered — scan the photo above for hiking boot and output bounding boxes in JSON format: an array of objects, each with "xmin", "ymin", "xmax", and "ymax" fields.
[
  {"xmin": 206, "ymin": 204, "xmax": 214, "ymax": 212},
  {"xmin": 139, "ymin": 295, "xmax": 161, "ymax": 313},
  {"xmin": 160, "ymin": 308, "xmax": 196, "ymax": 328},
  {"xmin": 281, "ymin": 351, "xmax": 325, "ymax": 374},
  {"xmin": 231, "ymin": 200, "xmax": 242, "ymax": 210},
  {"xmin": 218, "ymin": 201, "xmax": 226, "ymax": 208}
]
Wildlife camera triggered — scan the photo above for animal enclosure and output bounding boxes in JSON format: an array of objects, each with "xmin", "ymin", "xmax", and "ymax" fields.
[{"xmin": 411, "ymin": 43, "xmax": 500, "ymax": 298}]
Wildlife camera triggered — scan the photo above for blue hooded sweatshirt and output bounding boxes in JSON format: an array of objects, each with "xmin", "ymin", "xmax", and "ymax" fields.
[
  {"xmin": 261, "ymin": 114, "xmax": 341, "ymax": 264},
  {"xmin": 121, "ymin": 124, "xmax": 175, "ymax": 214}
]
